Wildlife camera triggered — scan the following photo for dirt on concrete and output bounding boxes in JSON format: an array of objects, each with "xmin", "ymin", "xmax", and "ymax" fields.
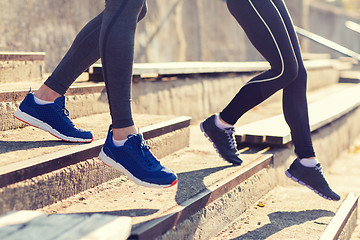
[
  {"xmin": 212, "ymin": 138, "xmax": 360, "ymax": 240},
  {"xmin": 0, "ymin": 112, "xmax": 178, "ymax": 167}
]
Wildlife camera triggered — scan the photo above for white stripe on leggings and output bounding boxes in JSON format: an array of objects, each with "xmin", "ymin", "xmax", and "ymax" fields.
[{"xmin": 244, "ymin": 0, "xmax": 296, "ymax": 86}]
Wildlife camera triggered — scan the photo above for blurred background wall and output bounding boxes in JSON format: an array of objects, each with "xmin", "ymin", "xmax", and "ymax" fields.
[{"xmin": 0, "ymin": 0, "xmax": 359, "ymax": 72}]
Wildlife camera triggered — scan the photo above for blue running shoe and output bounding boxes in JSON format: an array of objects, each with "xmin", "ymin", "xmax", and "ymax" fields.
[
  {"xmin": 200, "ymin": 114, "xmax": 242, "ymax": 165},
  {"xmin": 286, "ymin": 158, "xmax": 340, "ymax": 201},
  {"xmin": 99, "ymin": 126, "xmax": 178, "ymax": 188},
  {"xmin": 14, "ymin": 92, "xmax": 93, "ymax": 143}
]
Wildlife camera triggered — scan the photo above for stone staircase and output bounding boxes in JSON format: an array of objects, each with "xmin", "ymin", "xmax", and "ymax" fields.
[{"xmin": 1, "ymin": 52, "xmax": 360, "ymax": 239}]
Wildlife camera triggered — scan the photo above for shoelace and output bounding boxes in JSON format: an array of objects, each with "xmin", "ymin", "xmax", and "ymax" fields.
[
  {"xmin": 56, "ymin": 99, "xmax": 75, "ymax": 127},
  {"xmin": 315, "ymin": 165, "xmax": 323, "ymax": 175},
  {"xmin": 314, "ymin": 164, "xmax": 329, "ymax": 183},
  {"xmin": 138, "ymin": 138, "xmax": 160, "ymax": 168},
  {"xmin": 224, "ymin": 127, "xmax": 237, "ymax": 150}
]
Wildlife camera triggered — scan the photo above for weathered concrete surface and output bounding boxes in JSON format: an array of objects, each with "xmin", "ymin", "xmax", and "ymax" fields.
[
  {"xmin": 159, "ymin": 167, "xmax": 277, "ymax": 240},
  {"xmin": 0, "ymin": 124, "xmax": 189, "ymax": 215},
  {"xmin": 0, "ymin": 92, "xmax": 110, "ymax": 131},
  {"xmin": 0, "ymin": 0, "xmax": 103, "ymax": 72},
  {"xmin": 0, "ymin": 0, "xmax": 260, "ymax": 73},
  {"xmin": 0, "ymin": 113, "xmax": 184, "ymax": 167},
  {"xmin": 8, "ymin": 90, "xmax": 356, "ymax": 239},
  {"xmin": 35, "ymin": 102, "xmax": 360, "ymax": 240},
  {"xmin": 1, "ymin": 59, "xmax": 339, "ymax": 131},
  {"xmin": 0, "ymin": 0, "xmax": 358, "ymax": 73},
  {"xmin": 331, "ymin": 141, "xmax": 360, "ymax": 240},
  {"xmin": 213, "ymin": 129, "xmax": 360, "ymax": 240},
  {"xmin": 163, "ymin": 100, "xmax": 360, "ymax": 240},
  {"xmin": 0, "ymin": 60, "xmax": 44, "ymax": 83},
  {"xmin": 211, "ymin": 186, "xmax": 341, "ymax": 240}
]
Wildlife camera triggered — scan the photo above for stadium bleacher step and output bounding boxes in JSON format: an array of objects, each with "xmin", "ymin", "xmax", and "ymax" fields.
[
  {"xmin": 0, "ymin": 59, "xmax": 345, "ymax": 132},
  {"xmin": 0, "ymin": 113, "xmax": 191, "ymax": 215},
  {"xmin": 235, "ymin": 83, "xmax": 360, "ymax": 146},
  {"xmin": 339, "ymin": 70, "xmax": 360, "ymax": 83},
  {"xmin": 32, "ymin": 124, "xmax": 275, "ymax": 240},
  {"xmin": 0, "ymin": 83, "xmax": 107, "ymax": 131},
  {"xmin": 1, "ymin": 59, "xmax": 360, "ymax": 239},
  {"xmin": 213, "ymin": 134, "xmax": 360, "ymax": 240},
  {"xmin": 0, "ymin": 210, "xmax": 132, "ymax": 240},
  {"xmin": 211, "ymin": 187, "xmax": 358, "ymax": 240},
  {"xmin": 17, "ymin": 92, "xmax": 360, "ymax": 240},
  {"xmin": 0, "ymin": 52, "xmax": 45, "ymax": 83}
]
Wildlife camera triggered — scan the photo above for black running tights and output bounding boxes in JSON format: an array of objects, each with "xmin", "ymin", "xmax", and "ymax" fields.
[
  {"xmin": 45, "ymin": 0, "xmax": 147, "ymax": 128},
  {"xmin": 221, "ymin": 0, "xmax": 315, "ymax": 158}
]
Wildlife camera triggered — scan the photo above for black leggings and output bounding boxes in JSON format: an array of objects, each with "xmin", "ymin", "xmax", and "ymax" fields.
[
  {"xmin": 45, "ymin": 0, "xmax": 147, "ymax": 128},
  {"xmin": 221, "ymin": 0, "xmax": 315, "ymax": 158}
]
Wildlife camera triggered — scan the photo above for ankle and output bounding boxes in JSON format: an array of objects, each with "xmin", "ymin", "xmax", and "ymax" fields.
[
  {"xmin": 112, "ymin": 125, "xmax": 138, "ymax": 141},
  {"xmin": 34, "ymin": 84, "xmax": 61, "ymax": 102},
  {"xmin": 299, "ymin": 157, "xmax": 318, "ymax": 167},
  {"xmin": 215, "ymin": 114, "xmax": 233, "ymax": 130}
]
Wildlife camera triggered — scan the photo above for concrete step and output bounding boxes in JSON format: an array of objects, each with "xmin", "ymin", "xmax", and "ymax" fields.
[
  {"xmin": 19, "ymin": 97, "xmax": 360, "ymax": 240},
  {"xmin": 0, "ymin": 60, "xmax": 358, "ymax": 239},
  {"xmin": 0, "ymin": 52, "xmax": 45, "ymax": 83},
  {"xmin": 0, "ymin": 59, "xmax": 346, "ymax": 132},
  {"xmin": 0, "ymin": 83, "xmax": 108, "ymax": 131},
  {"xmin": 89, "ymin": 60, "xmax": 342, "ymax": 92},
  {"xmin": 0, "ymin": 210, "xmax": 132, "ymax": 240},
  {"xmin": 321, "ymin": 192, "xmax": 359, "ymax": 240},
  {"xmin": 339, "ymin": 70, "xmax": 360, "ymax": 83},
  {"xmin": 34, "ymin": 123, "xmax": 275, "ymax": 240},
  {"xmin": 211, "ymin": 187, "xmax": 358, "ymax": 240},
  {"xmin": 236, "ymin": 83, "xmax": 360, "ymax": 146},
  {"xmin": 0, "ymin": 113, "xmax": 191, "ymax": 214},
  {"xmin": 328, "ymin": 139, "xmax": 360, "ymax": 240},
  {"xmin": 1, "ymin": 79, "xmax": 360, "ymax": 234},
  {"xmin": 213, "ymin": 135, "xmax": 360, "ymax": 240}
]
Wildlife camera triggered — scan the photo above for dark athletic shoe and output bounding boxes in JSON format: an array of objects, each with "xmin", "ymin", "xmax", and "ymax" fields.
[
  {"xmin": 200, "ymin": 114, "xmax": 242, "ymax": 165},
  {"xmin": 99, "ymin": 126, "xmax": 178, "ymax": 188},
  {"xmin": 14, "ymin": 92, "xmax": 93, "ymax": 143},
  {"xmin": 285, "ymin": 158, "xmax": 340, "ymax": 201}
]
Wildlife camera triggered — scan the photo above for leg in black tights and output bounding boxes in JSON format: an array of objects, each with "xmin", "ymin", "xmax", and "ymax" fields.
[
  {"xmin": 221, "ymin": 0, "xmax": 314, "ymax": 158},
  {"xmin": 45, "ymin": 1, "xmax": 148, "ymax": 128},
  {"xmin": 211, "ymin": 0, "xmax": 340, "ymax": 200}
]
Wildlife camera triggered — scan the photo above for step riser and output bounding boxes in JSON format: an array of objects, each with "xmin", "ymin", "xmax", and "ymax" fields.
[
  {"xmin": 0, "ymin": 63, "xmax": 339, "ymax": 131},
  {"xmin": 274, "ymin": 106, "xmax": 360, "ymax": 182},
  {"xmin": 0, "ymin": 92, "xmax": 109, "ymax": 131},
  {"xmin": 0, "ymin": 128, "xmax": 189, "ymax": 215},
  {"xmin": 1, "ymin": 60, "xmax": 339, "ymax": 132},
  {"xmin": 156, "ymin": 168, "xmax": 277, "ymax": 240},
  {"xmin": 0, "ymin": 61, "xmax": 44, "ymax": 83},
  {"xmin": 311, "ymin": 106, "xmax": 360, "ymax": 170},
  {"xmin": 320, "ymin": 193, "xmax": 359, "ymax": 240},
  {"xmin": 148, "ymin": 104, "xmax": 360, "ymax": 239},
  {"xmin": 338, "ymin": 207, "xmax": 357, "ymax": 240},
  {"xmin": 0, "ymin": 53, "xmax": 45, "ymax": 83}
]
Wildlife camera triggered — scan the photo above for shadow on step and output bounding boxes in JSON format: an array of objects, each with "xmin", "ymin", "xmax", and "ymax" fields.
[
  {"xmin": 231, "ymin": 209, "xmax": 335, "ymax": 240},
  {"xmin": 0, "ymin": 140, "xmax": 82, "ymax": 154},
  {"xmin": 64, "ymin": 209, "xmax": 159, "ymax": 217},
  {"xmin": 175, "ymin": 165, "xmax": 234, "ymax": 204}
]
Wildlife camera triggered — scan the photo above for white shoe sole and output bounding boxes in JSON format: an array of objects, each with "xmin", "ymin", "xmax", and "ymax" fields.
[
  {"xmin": 99, "ymin": 148, "xmax": 177, "ymax": 188},
  {"xmin": 14, "ymin": 108, "xmax": 93, "ymax": 143}
]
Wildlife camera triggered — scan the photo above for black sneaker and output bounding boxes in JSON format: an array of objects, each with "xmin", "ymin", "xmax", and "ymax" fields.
[
  {"xmin": 200, "ymin": 114, "xmax": 242, "ymax": 165},
  {"xmin": 285, "ymin": 158, "xmax": 340, "ymax": 201}
]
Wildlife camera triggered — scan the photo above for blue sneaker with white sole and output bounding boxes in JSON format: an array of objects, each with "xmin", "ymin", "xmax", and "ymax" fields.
[
  {"xmin": 99, "ymin": 126, "xmax": 178, "ymax": 188},
  {"xmin": 14, "ymin": 92, "xmax": 93, "ymax": 143}
]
